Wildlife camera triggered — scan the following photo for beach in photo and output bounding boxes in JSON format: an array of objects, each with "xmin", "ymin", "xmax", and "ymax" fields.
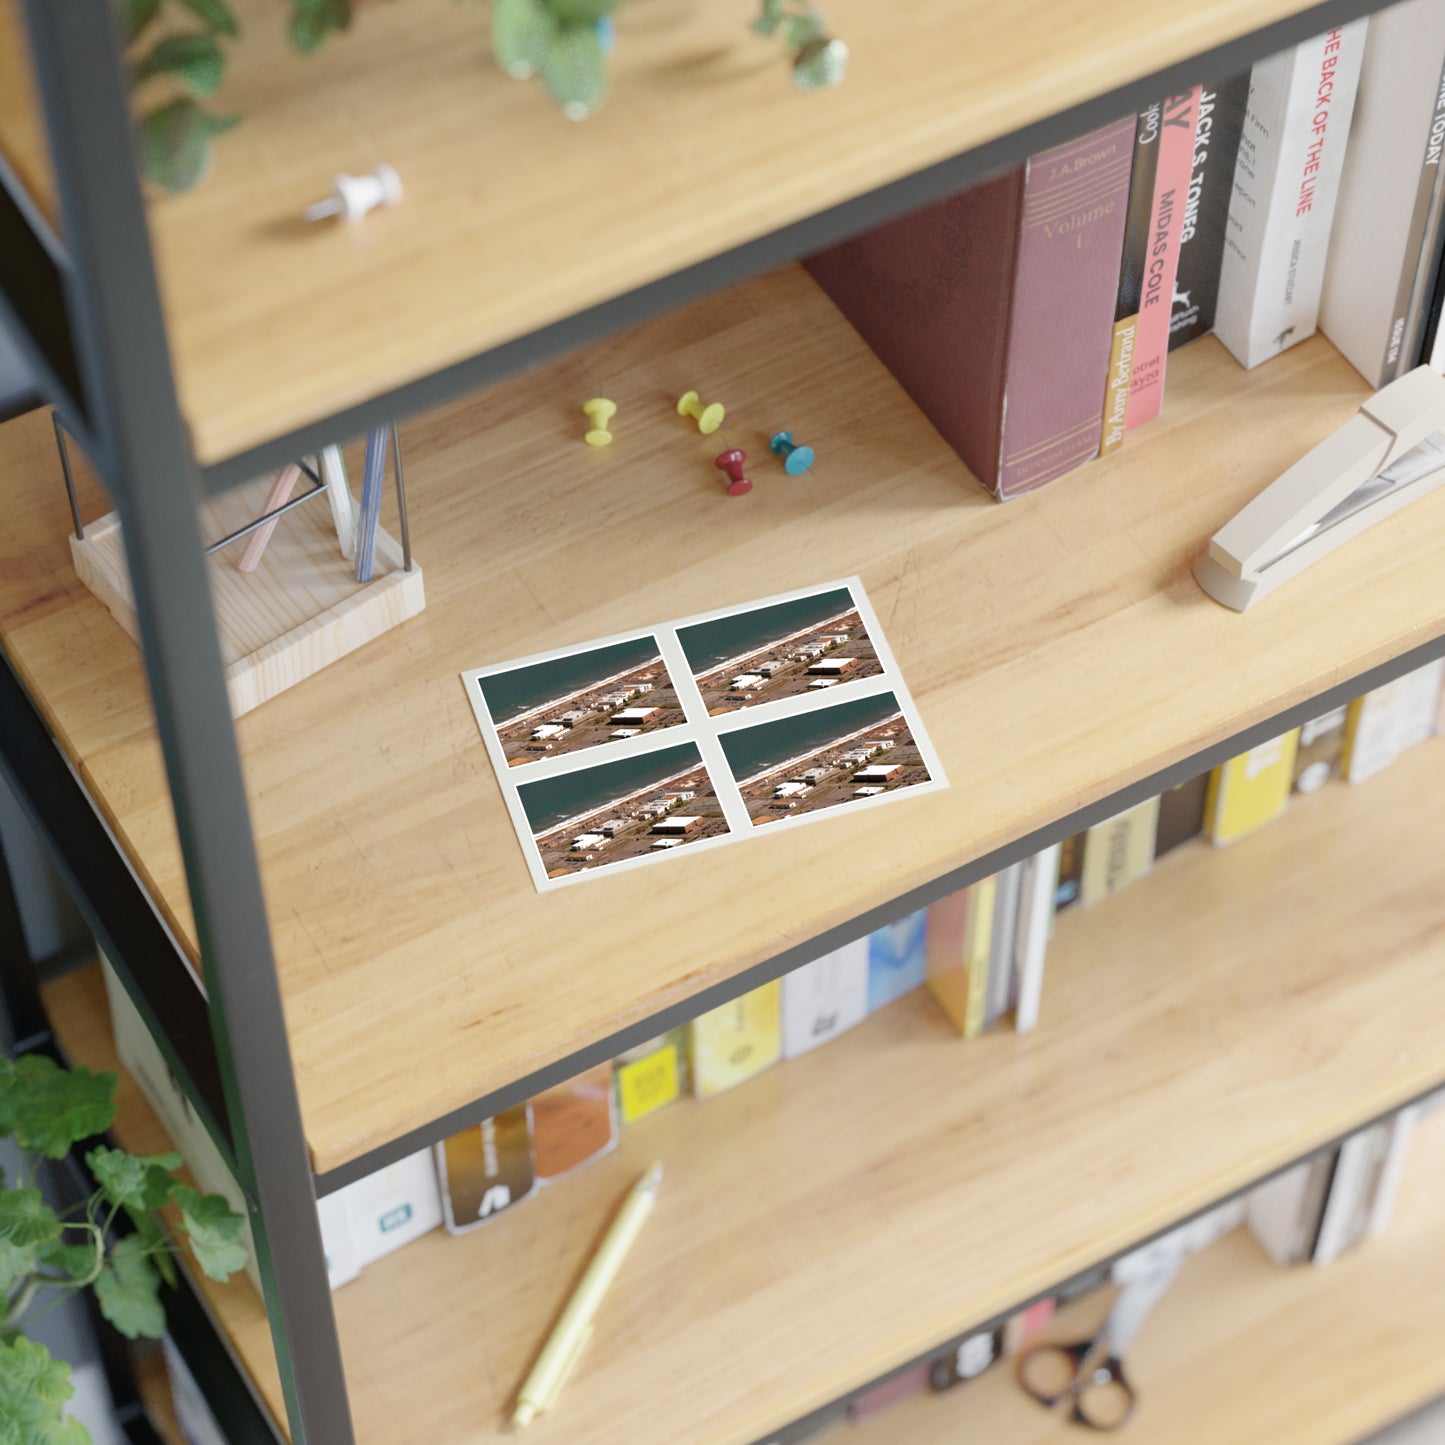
[
  {"xmin": 719, "ymin": 691, "xmax": 932, "ymax": 827},
  {"xmin": 678, "ymin": 584, "xmax": 883, "ymax": 715},
  {"xmin": 475, "ymin": 635, "xmax": 687, "ymax": 767},
  {"xmin": 518, "ymin": 742, "xmax": 730, "ymax": 879}
]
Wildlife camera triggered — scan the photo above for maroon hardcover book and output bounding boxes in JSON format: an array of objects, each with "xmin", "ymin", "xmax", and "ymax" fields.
[{"xmin": 805, "ymin": 117, "xmax": 1135, "ymax": 499}]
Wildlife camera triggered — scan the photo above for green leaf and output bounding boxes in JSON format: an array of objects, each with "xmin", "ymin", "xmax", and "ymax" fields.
[
  {"xmin": 792, "ymin": 35, "xmax": 847, "ymax": 90},
  {"xmin": 0, "ymin": 1236, "xmax": 35, "ymax": 1295},
  {"xmin": 0, "ymin": 1336, "xmax": 90, "ymax": 1445},
  {"xmin": 36, "ymin": 1235, "xmax": 101, "ymax": 1283},
  {"xmin": 783, "ymin": 13, "xmax": 823, "ymax": 47},
  {"xmin": 0, "ymin": 1190, "xmax": 61, "ymax": 1248},
  {"xmin": 545, "ymin": 0, "xmax": 615, "ymax": 22},
  {"xmin": 6, "ymin": 1057, "xmax": 116, "ymax": 1159},
  {"xmin": 751, "ymin": 0, "xmax": 785, "ymax": 34},
  {"xmin": 492, "ymin": 0, "xmax": 553, "ymax": 78},
  {"xmin": 132, "ymin": 32, "xmax": 226, "ymax": 99},
  {"xmin": 117, "ymin": 1207, "xmax": 176, "ymax": 1288},
  {"xmin": 93, "ymin": 1236, "xmax": 165, "ymax": 1340},
  {"xmin": 289, "ymin": 0, "xmax": 350, "ymax": 52},
  {"xmin": 137, "ymin": 99, "xmax": 214, "ymax": 193},
  {"xmin": 117, "ymin": 0, "xmax": 162, "ymax": 44},
  {"xmin": 85, "ymin": 1146, "xmax": 181, "ymax": 1213},
  {"xmin": 172, "ymin": 1185, "xmax": 247, "ymax": 1282},
  {"xmin": 176, "ymin": 0, "xmax": 239, "ymax": 36},
  {"xmin": 539, "ymin": 22, "xmax": 607, "ymax": 119}
]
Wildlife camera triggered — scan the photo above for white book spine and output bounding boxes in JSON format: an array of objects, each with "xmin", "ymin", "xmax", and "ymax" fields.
[
  {"xmin": 1319, "ymin": 0, "xmax": 1445, "ymax": 386},
  {"xmin": 1216, "ymin": 21, "xmax": 1368, "ymax": 369},
  {"xmin": 780, "ymin": 939, "xmax": 870, "ymax": 1058},
  {"xmin": 984, "ymin": 862, "xmax": 1023, "ymax": 1028},
  {"xmin": 1012, "ymin": 844, "xmax": 1061, "ymax": 1034},
  {"xmin": 1312, "ymin": 1128, "xmax": 1376, "ymax": 1265},
  {"xmin": 1367, "ymin": 1105, "xmax": 1421, "ymax": 1237}
]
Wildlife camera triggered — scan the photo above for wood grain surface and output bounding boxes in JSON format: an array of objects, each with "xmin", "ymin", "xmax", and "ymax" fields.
[
  {"xmin": 5, "ymin": 267, "xmax": 1445, "ymax": 1173},
  {"xmin": 42, "ymin": 735, "xmax": 1445, "ymax": 1443},
  {"xmin": 124, "ymin": 0, "xmax": 1338, "ymax": 463}
]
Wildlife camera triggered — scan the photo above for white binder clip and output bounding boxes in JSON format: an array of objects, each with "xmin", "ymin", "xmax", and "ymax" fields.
[{"xmin": 1194, "ymin": 365, "xmax": 1445, "ymax": 610}]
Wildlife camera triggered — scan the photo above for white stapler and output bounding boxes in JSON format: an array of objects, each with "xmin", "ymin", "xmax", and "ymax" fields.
[{"xmin": 1194, "ymin": 365, "xmax": 1445, "ymax": 610}]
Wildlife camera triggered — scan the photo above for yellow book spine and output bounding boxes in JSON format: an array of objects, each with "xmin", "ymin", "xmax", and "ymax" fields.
[
  {"xmin": 1206, "ymin": 730, "xmax": 1300, "ymax": 845},
  {"xmin": 1098, "ymin": 317, "xmax": 1137, "ymax": 457},
  {"xmin": 689, "ymin": 981, "xmax": 782, "ymax": 1098},
  {"xmin": 962, "ymin": 876, "xmax": 997, "ymax": 1038}
]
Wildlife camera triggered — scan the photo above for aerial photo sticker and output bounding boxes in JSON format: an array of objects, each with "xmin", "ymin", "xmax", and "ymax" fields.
[
  {"xmin": 461, "ymin": 577, "xmax": 946, "ymax": 890},
  {"xmin": 472, "ymin": 634, "xmax": 687, "ymax": 768},
  {"xmin": 516, "ymin": 742, "xmax": 731, "ymax": 881},
  {"xmin": 719, "ymin": 689, "xmax": 936, "ymax": 828},
  {"xmin": 678, "ymin": 584, "xmax": 883, "ymax": 715}
]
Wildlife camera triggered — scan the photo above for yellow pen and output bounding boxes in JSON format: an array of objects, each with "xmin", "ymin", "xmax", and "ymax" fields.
[{"xmin": 511, "ymin": 1162, "xmax": 663, "ymax": 1428}]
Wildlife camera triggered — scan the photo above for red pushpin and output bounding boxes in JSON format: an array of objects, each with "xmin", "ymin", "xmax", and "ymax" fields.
[{"xmin": 714, "ymin": 448, "xmax": 752, "ymax": 496}]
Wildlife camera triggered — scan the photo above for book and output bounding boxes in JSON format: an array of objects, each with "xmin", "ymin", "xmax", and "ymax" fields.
[
  {"xmin": 929, "ymin": 1327, "xmax": 1000, "ymax": 1391},
  {"xmin": 780, "ymin": 941, "xmax": 870, "ymax": 1058},
  {"xmin": 1343, "ymin": 660, "xmax": 1445, "ymax": 782},
  {"xmin": 614, "ymin": 1028, "xmax": 689, "ymax": 1122},
  {"xmin": 806, "ymin": 116, "xmax": 1135, "ymax": 498},
  {"xmin": 436, "ymin": 1106, "xmax": 534, "ymax": 1235},
  {"xmin": 1100, "ymin": 103, "xmax": 1163, "ymax": 456},
  {"xmin": 983, "ymin": 863, "xmax": 1023, "ymax": 1028},
  {"xmin": 865, "ymin": 909, "xmax": 928, "ymax": 1012},
  {"xmin": 1292, "ymin": 705, "xmax": 1348, "ymax": 793},
  {"xmin": 1169, "ymin": 74, "xmax": 1251, "ymax": 349},
  {"xmin": 690, "ymin": 981, "xmax": 783, "ymax": 1097},
  {"xmin": 1215, "ymin": 22, "xmax": 1369, "ymax": 369},
  {"xmin": 926, "ymin": 877, "xmax": 997, "ymax": 1037},
  {"xmin": 1124, "ymin": 87, "xmax": 1201, "ymax": 429},
  {"xmin": 1246, "ymin": 1151, "xmax": 1337, "ymax": 1264},
  {"xmin": 1153, "ymin": 773, "xmax": 1209, "ymax": 857},
  {"xmin": 531, "ymin": 1063, "xmax": 617, "ymax": 1181},
  {"xmin": 848, "ymin": 1364, "xmax": 930, "ymax": 1421},
  {"xmin": 1367, "ymin": 1105, "xmax": 1421, "ymax": 1237},
  {"xmin": 1320, "ymin": 0, "xmax": 1445, "ymax": 386},
  {"xmin": 1312, "ymin": 1126, "xmax": 1383, "ymax": 1265},
  {"xmin": 1000, "ymin": 1297, "xmax": 1057, "ymax": 1357},
  {"xmin": 1013, "ymin": 843, "xmax": 1061, "ymax": 1034},
  {"xmin": 1204, "ymin": 730, "xmax": 1300, "ymax": 844},
  {"xmin": 347, "ymin": 1148, "xmax": 446, "ymax": 1262},
  {"xmin": 1054, "ymin": 832, "xmax": 1085, "ymax": 910},
  {"xmin": 1078, "ymin": 796, "xmax": 1160, "ymax": 905}
]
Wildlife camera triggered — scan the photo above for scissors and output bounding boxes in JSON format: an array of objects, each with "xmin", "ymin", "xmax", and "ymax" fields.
[{"xmin": 1016, "ymin": 1244, "xmax": 1183, "ymax": 1430}]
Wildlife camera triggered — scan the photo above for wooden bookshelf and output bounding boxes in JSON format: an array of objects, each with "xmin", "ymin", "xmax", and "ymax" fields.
[
  {"xmin": 852, "ymin": 1107, "xmax": 1445, "ymax": 1445},
  {"xmin": 0, "ymin": 0, "xmax": 56, "ymax": 229},
  {"xmin": 44, "ymin": 734, "xmax": 1445, "ymax": 1444},
  {"xmin": 123, "ymin": 0, "xmax": 1335, "ymax": 465},
  {"xmin": 6, "ymin": 264, "xmax": 1445, "ymax": 1174}
]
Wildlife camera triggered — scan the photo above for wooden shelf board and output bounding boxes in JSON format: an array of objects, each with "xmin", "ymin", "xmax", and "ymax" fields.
[
  {"xmin": 0, "ymin": 0, "xmax": 59, "ymax": 231},
  {"xmin": 145, "ymin": 0, "xmax": 1339, "ymax": 465},
  {"xmin": 6, "ymin": 267, "xmax": 1445, "ymax": 1174},
  {"xmin": 853, "ymin": 1107, "xmax": 1445, "ymax": 1445},
  {"xmin": 43, "ymin": 737, "xmax": 1445, "ymax": 1443}
]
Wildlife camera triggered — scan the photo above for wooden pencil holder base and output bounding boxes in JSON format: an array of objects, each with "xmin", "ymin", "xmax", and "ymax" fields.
[{"xmin": 69, "ymin": 476, "xmax": 425, "ymax": 718}]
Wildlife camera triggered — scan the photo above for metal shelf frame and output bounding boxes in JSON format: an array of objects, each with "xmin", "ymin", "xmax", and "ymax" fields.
[{"xmin": 0, "ymin": 0, "xmax": 1429, "ymax": 1441}]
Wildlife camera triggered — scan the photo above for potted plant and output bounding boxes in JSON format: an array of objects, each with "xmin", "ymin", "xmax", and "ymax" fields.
[{"xmin": 0, "ymin": 1050, "xmax": 245, "ymax": 1444}]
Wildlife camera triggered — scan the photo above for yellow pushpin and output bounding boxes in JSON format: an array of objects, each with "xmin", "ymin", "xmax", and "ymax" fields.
[
  {"xmin": 583, "ymin": 397, "xmax": 616, "ymax": 447},
  {"xmin": 676, "ymin": 389, "xmax": 725, "ymax": 435}
]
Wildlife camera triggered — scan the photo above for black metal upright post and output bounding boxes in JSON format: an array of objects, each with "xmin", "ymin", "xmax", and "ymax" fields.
[{"xmin": 19, "ymin": 2, "xmax": 356, "ymax": 1440}]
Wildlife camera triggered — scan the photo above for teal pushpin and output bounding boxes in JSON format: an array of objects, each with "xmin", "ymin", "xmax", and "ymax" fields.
[{"xmin": 769, "ymin": 430, "xmax": 815, "ymax": 475}]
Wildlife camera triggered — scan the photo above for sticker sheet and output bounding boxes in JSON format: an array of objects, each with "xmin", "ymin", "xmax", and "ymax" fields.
[{"xmin": 461, "ymin": 578, "xmax": 946, "ymax": 891}]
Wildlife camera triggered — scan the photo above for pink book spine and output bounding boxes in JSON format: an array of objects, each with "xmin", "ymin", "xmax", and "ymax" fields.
[
  {"xmin": 997, "ymin": 118, "xmax": 1136, "ymax": 498},
  {"xmin": 1125, "ymin": 88, "xmax": 1201, "ymax": 430}
]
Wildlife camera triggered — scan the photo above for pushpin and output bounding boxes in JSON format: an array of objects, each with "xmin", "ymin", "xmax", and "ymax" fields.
[
  {"xmin": 583, "ymin": 397, "xmax": 616, "ymax": 446},
  {"xmin": 714, "ymin": 448, "xmax": 752, "ymax": 496},
  {"xmin": 769, "ymin": 430, "xmax": 815, "ymax": 475},
  {"xmin": 303, "ymin": 164, "xmax": 403, "ymax": 223},
  {"xmin": 677, "ymin": 390, "xmax": 726, "ymax": 435}
]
